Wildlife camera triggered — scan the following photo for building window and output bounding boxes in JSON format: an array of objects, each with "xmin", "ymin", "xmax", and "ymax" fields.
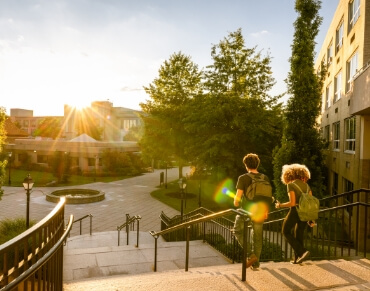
[
  {"xmin": 325, "ymin": 83, "xmax": 332, "ymax": 109},
  {"xmin": 37, "ymin": 155, "xmax": 48, "ymax": 163},
  {"xmin": 346, "ymin": 51, "xmax": 358, "ymax": 92},
  {"xmin": 335, "ymin": 21, "xmax": 344, "ymax": 53},
  {"xmin": 88, "ymin": 158, "xmax": 95, "ymax": 166},
  {"xmin": 324, "ymin": 125, "xmax": 330, "ymax": 148},
  {"xmin": 333, "ymin": 122, "xmax": 340, "ymax": 150},
  {"xmin": 327, "ymin": 42, "xmax": 333, "ymax": 66},
  {"xmin": 345, "ymin": 117, "xmax": 356, "ymax": 152},
  {"xmin": 348, "ymin": 0, "xmax": 360, "ymax": 32},
  {"xmin": 334, "ymin": 71, "xmax": 342, "ymax": 103},
  {"xmin": 332, "ymin": 172, "xmax": 338, "ymax": 195}
]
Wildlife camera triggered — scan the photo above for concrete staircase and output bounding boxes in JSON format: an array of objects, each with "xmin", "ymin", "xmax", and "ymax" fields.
[
  {"xmin": 63, "ymin": 232, "xmax": 370, "ymax": 291},
  {"xmin": 63, "ymin": 231, "xmax": 231, "ymax": 282}
]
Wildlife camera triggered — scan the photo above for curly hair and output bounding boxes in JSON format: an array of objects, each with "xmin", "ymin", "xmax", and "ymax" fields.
[
  {"xmin": 243, "ymin": 153, "xmax": 260, "ymax": 170},
  {"xmin": 281, "ymin": 164, "xmax": 311, "ymax": 185}
]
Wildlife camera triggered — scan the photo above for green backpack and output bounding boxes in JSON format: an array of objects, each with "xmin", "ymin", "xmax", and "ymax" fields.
[
  {"xmin": 245, "ymin": 173, "xmax": 272, "ymax": 201},
  {"xmin": 294, "ymin": 182, "xmax": 320, "ymax": 221}
]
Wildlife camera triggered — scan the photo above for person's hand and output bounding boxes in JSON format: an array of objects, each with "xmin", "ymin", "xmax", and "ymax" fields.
[
  {"xmin": 275, "ymin": 201, "xmax": 280, "ymax": 209},
  {"xmin": 307, "ymin": 220, "xmax": 316, "ymax": 227}
]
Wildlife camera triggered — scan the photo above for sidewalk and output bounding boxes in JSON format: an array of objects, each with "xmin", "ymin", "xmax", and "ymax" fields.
[{"xmin": 0, "ymin": 168, "xmax": 187, "ymax": 236}]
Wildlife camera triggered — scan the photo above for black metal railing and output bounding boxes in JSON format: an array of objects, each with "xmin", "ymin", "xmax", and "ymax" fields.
[
  {"xmin": 71, "ymin": 214, "xmax": 93, "ymax": 236},
  {"xmin": 117, "ymin": 214, "xmax": 142, "ymax": 247},
  {"xmin": 157, "ymin": 189, "xmax": 369, "ymax": 267},
  {"xmin": 0, "ymin": 198, "xmax": 74, "ymax": 291},
  {"xmin": 150, "ymin": 208, "xmax": 251, "ymax": 281}
]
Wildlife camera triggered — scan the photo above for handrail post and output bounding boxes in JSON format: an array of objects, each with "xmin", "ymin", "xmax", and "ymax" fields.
[
  {"xmin": 80, "ymin": 220, "xmax": 82, "ymax": 235},
  {"xmin": 154, "ymin": 236, "xmax": 158, "ymax": 272},
  {"xmin": 242, "ymin": 218, "xmax": 248, "ymax": 281},
  {"xmin": 118, "ymin": 228, "xmax": 120, "ymax": 246},
  {"xmin": 89, "ymin": 214, "xmax": 93, "ymax": 235},
  {"xmin": 126, "ymin": 214, "xmax": 130, "ymax": 245},
  {"xmin": 136, "ymin": 218, "xmax": 140, "ymax": 248},
  {"xmin": 185, "ymin": 226, "xmax": 190, "ymax": 271}
]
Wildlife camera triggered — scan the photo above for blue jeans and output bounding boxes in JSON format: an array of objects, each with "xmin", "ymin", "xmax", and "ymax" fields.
[{"xmin": 234, "ymin": 215, "xmax": 263, "ymax": 266}]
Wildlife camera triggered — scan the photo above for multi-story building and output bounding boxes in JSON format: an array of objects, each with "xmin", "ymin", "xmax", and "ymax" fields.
[
  {"xmin": 9, "ymin": 108, "xmax": 63, "ymax": 136},
  {"xmin": 315, "ymin": 0, "xmax": 370, "ymax": 194},
  {"xmin": 63, "ymin": 101, "xmax": 142, "ymax": 141},
  {"xmin": 6, "ymin": 101, "xmax": 142, "ymax": 173},
  {"xmin": 315, "ymin": 0, "xmax": 369, "ymax": 252}
]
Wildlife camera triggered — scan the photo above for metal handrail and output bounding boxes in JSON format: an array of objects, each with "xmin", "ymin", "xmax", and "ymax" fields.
[
  {"xmin": 150, "ymin": 208, "xmax": 251, "ymax": 281},
  {"xmin": 72, "ymin": 214, "xmax": 93, "ymax": 235},
  {"xmin": 2, "ymin": 215, "xmax": 74, "ymax": 291},
  {"xmin": 117, "ymin": 214, "xmax": 142, "ymax": 247}
]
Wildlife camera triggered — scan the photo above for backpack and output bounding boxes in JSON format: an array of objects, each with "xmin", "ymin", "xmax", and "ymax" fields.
[
  {"xmin": 294, "ymin": 182, "xmax": 320, "ymax": 221},
  {"xmin": 245, "ymin": 173, "xmax": 272, "ymax": 201}
]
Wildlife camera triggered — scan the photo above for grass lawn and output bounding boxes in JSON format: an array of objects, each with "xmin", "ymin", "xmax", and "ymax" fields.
[
  {"xmin": 150, "ymin": 177, "xmax": 236, "ymax": 213},
  {"xmin": 5, "ymin": 169, "xmax": 136, "ymax": 187}
]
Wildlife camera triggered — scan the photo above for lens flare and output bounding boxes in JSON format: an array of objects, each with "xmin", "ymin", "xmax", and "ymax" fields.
[
  {"xmin": 214, "ymin": 178, "xmax": 235, "ymax": 204},
  {"xmin": 246, "ymin": 201, "xmax": 269, "ymax": 223}
]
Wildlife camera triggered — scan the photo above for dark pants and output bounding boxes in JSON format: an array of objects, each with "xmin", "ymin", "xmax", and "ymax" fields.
[{"xmin": 282, "ymin": 207, "xmax": 307, "ymax": 258}]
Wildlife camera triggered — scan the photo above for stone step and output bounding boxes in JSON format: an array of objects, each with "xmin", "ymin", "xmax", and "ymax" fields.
[
  {"xmin": 63, "ymin": 231, "xmax": 231, "ymax": 282},
  {"xmin": 63, "ymin": 258, "xmax": 370, "ymax": 291}
]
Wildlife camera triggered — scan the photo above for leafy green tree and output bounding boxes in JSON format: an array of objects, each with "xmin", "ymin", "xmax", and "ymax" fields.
[
  {"xmin": 272, "ymin": 0, "xmax": 326, "ymax": 200},
  {"xmin": 33, "ymin": 117, "xmax": 63, "ymax": 139},
  {"xmin": 0, "ymin": 107, "xmax": 6, "ymax": 199},
  {"xmin": 51, "ymin": 151, "xmax": 71, "ymax": 183},
  {"xmin": 185, "ymin": 29, "xmax": 283, "ymax": 180},
  {"xmin": 140, "ymin": 52, "xmax": 203, "ymax": 178},
  {"xmin": 123, "ymin": 126, "xmax": 142, "ymax": 141}
]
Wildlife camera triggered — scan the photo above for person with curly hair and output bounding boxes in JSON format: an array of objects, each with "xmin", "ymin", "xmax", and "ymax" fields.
[{"xmin": 275, "ymin": 163, "xmax": 313, "ymax": 264}]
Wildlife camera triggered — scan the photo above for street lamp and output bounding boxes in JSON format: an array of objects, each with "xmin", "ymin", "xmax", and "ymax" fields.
[
  {"xmin": 178, "ymin": 178, "xmax": 187, "ymax": 220},
  {"xmin": 8, "ymin": 152, "xmax": 12, "ymax": 185},
  {"xmin": 23, "ymin": 174, "xmax": 34, "ymax": 229}
]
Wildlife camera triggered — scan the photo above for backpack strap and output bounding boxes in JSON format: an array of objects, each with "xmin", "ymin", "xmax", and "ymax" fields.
[{"xmin": 292, "ymin": 181, "xmax": 309, "ymax": 194}]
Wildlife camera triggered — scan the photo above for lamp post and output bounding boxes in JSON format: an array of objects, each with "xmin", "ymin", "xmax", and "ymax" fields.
[
  {"xmin": 8, "ymin": 152, "xmax": 12, "ymax": 185},
  {"xmin": 178, "ymin": 178, "xmax": 187, "ymax": 220},
  {"xmin": 23, "ymin": 174, "xmax": 34, "ymax": 229}
]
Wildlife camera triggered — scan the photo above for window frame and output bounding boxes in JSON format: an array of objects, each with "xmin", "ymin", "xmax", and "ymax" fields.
[
  {"xmin": 344, "ymin": 117, "xmax": 356, "ymax": 153},
  {"xmin": 327, "ymin": 41, "xmax": 333, "ymax": 66},
  {"xmin": 335, "ymin": 20, "xmax": 344, "ymax": 53},
  {"xmin": 346, "ymin": 51, "xmax": 358, "ymax": 92},
  {"xmin": 334, "ymin": 71, "xmax": 342, "ymax": 103},
  {"xmin": 348, "ymin": 0, "xmax": 360, "ymax": 32},
  {"xmin": 333, "ymin": 122, "xmax": 340, "ymax": 151},
  {"xmin": 325, "ymin": 83, "xmax": 332, "ymax": 109}
]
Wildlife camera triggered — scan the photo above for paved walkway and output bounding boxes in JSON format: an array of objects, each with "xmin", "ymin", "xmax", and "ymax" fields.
[{"xmin": 0, "ymin": 168, "xmax": 188, "ymax": 236}]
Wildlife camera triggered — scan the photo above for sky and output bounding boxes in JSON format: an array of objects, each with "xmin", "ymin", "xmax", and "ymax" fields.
[{"xmin": 0, "ymin": 0, "xmax": 339, "ymax": 117}]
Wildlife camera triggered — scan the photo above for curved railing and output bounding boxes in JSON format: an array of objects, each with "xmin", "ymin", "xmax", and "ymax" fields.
[
  {"xmin": 150, "ymin": 208, "xmax": 251, "ymax": 281},
  {"xmin": 0, "ymin": 197, "xmax": 73, "ymax": 291}
]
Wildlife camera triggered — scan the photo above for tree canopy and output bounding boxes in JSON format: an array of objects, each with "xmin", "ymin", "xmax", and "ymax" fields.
[
  {"xmin": 141, "ymin": 29, "xmax": 283, "ymax": 182},
  {"xmin": 33, "ymin": 117, "xmax": 63, "ymax": 139},
  {"xmin": 140, "ymin": 52, "xmax": 203, "ymax": 177},
  {"xmin": 273, "ymin": 0, "xmax": 326, "ymax": 200}
]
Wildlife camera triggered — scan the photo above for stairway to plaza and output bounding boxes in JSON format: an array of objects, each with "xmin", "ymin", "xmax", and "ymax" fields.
[{"xmin": 63, "ymin": 231, "xmax": 370, "ymax": 291}]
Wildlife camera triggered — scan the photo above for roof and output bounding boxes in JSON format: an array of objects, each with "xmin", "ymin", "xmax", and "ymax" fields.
[
  {"xmin": 4, "ymin": 118, "xmax": 28, "ymax": 137},
  {"xmin": 69, "ymin": 133, "xmax": 98, "ymax": 142}
]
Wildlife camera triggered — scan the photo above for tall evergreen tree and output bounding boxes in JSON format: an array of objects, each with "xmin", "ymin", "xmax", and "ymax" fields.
[
  {"xmin": 140, "ymin": 52, "xmax": 203, "ymax": 177},
  {"xmin": 186, "ymin": 29, "xmax": 283, "ymax": 180},
  {"xmin": 273, "ymin": 0, "xmax": 326, "ymax": 200}
]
